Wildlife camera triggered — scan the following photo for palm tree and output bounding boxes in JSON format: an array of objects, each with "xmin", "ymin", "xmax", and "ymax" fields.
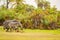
[
  {"xmin": 6, "ymin": 0, "xmax": 23, "ymax": 9},
  {"xmin": 35, "ymin": 0, "xmax": 44, "ymax": 8},
  {"xmin": 16, "ymin": 0, "xmax": 23, "ymax": 4},
  {"xmin": 43, "ymin": 1, "xmax": 50, "ymax": 9}
]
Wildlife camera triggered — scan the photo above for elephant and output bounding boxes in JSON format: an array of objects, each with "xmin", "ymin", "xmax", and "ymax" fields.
[{"xmin": 3, "ymin": 20, "xmax": 23, "ymax": 32}]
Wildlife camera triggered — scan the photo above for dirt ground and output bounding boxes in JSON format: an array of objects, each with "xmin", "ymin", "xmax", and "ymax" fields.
[{"xmin": 0, "ymin": 32, "xmax": 60, "ymax": 40}]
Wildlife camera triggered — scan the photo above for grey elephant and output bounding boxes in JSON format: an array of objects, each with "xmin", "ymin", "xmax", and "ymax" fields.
[{"xmin": 3, "ymin": 20, "xmax": 23, "ymax": 32}]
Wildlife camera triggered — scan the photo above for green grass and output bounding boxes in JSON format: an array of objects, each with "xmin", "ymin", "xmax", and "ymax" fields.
[
  {"xmin": 0, "ymin": 26, "xmax": 60, "ymax": 40},
  {"xmin": 0, "ymin": 26, "xmax": 60, "ymax": 34},
  {"xmin": 25, "ymin": 29, "xmax": 60, "ymax": 34}
]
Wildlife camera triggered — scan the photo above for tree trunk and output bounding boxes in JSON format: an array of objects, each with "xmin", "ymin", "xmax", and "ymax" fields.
[{"xmin": 6, "ymin": 0, "xmax": 9, "ymax": 9}]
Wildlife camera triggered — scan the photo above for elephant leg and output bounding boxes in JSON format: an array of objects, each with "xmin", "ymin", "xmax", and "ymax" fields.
[
  {"xmin": 15, "ymin": 28, "xmax": 19, "ymax": 32},
  {"xmin": 6, "ymin": 28, "xmax": 9, "ymax": 32},
  {"xmin": 9, "ymin": 28, "xmax": 13, "ymax": 32}
]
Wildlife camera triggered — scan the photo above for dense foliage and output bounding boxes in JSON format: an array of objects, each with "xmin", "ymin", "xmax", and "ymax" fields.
[{"xmin": 0, "ymin": 0, "xmax": 60, "ymax": 29}]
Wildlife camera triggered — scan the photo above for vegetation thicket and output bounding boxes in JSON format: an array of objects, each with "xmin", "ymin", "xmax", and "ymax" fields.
[{"xmin": 0, "ymin": 0, "xmax": 60, "ymax": 29}]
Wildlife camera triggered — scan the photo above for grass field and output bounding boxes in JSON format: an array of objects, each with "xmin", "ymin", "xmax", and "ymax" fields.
[{"xmin": 0, "ymin": 26, "xmax": 60, "ymax": 40}]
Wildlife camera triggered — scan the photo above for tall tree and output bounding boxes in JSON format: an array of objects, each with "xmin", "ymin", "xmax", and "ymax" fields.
[
  {"xmin": 43, "ymin": 1, "xmax": 50, "ymax": 9},
  {"xmin": 6, "ymin": 0, "xmax": 9, "ymax": 8},
  {"xmin": 35, "ymin": 0, "xmax": 44, "ymax": 8}
]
